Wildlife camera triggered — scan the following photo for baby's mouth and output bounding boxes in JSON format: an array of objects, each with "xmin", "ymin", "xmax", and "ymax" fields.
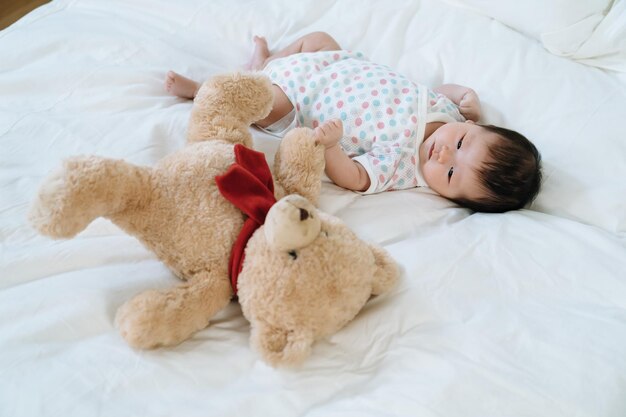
[{"xmin": 428, "ymin": 143, "xmax": 435, "ymax": 160}]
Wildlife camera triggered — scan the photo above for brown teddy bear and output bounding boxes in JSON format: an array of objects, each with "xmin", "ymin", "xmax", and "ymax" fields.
[{"xmin": 28, "ymin": 72, "xmax": 398, "ymax": 367}]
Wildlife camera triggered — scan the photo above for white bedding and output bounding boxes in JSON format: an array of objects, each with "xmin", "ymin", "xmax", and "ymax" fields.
[{"xmin": 1, "ymin": 1, "xmax": 625, "ymax": 416}]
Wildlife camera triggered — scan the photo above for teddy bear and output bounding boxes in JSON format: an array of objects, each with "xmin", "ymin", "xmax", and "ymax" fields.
[{"xmin": 28, "ymin": 72, "xmax": 398, "ymax": 367}]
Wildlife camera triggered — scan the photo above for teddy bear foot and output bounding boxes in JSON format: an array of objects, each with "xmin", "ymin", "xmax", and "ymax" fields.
[
  {"xmin": 29, "ymin": 156, "xmax": 152, "ymax": 239},
  {"xmin": 187, "ymin": 72, "xmax": 274, "ymax": 146},
  {"xmin": 28, "ymin": 164, "xmax": 96, "ymax": 238}
]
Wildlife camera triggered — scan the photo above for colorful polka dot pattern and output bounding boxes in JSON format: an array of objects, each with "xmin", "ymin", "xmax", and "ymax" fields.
[{"xmin": 264, "ymin": 50, "xmax": 465, "ymax": 193}]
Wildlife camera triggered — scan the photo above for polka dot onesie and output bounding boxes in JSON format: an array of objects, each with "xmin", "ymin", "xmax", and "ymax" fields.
[{"xmin": 263, "ymin": 50, "xmax": 465, "ymax": 193}]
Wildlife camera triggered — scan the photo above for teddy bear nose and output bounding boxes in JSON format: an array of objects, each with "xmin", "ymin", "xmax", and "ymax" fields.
[{"xmin": 299, "ymin": 208, "xmax": 309, "ymax": 221}]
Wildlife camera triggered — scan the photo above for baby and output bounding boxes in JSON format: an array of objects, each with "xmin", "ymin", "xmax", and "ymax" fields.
[{"xmin": 166, "ymin": 32, "xmax": 541, "ymax": 213}]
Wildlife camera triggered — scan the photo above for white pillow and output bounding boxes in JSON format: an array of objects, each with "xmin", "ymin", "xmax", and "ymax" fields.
[
  {"xmin": 442, "ymin": 0, "xmax": 625, "ymax": 71},
  {"xmin": 542, "ymin": 0, "xmax": 626, "ymax": 72},
  {"xmin": 442, "ymin": 0, "xmax": 610, "ymax": 39}
]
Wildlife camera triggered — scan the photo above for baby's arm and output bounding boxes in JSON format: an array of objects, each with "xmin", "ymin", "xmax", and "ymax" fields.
[
  {"xmin": 315, "ymin": 120, "xmax": 371, "ymax": 192},
  {"xmin": 433, "ymin": 84, "xmax": 482, "ymax": 122}
]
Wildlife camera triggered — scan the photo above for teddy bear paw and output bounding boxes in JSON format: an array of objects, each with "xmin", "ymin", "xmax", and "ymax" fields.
[
  {"xmin": 273, "ymin": 128, "xmax": 325, "ymax": 203},
  {"xmin": 279, "ymin": 127, "xmax": 325, "ymax": 172}
]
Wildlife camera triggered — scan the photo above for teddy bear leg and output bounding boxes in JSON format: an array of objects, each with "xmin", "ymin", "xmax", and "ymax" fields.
[
  {"xmin": 250, "ymin": 321, "xmax": 314, "ymax": 367},
  {"xmin": 368, "ymin": 244, "xmax": 400, "ymax": 296},
  {"xmin": 29, "ymin": 156, "xmax": 152, "ymax": 238},
  {"xmin": 115, "ymin": 273, "xmax": 232, "ymax": 349},
  {"xmin": 187, "ymin": 72, "xmax": 274, "ymax": 146},
  {"xmin": 273, "ymin": 128, "xmax": 325, "ymax": 205}
]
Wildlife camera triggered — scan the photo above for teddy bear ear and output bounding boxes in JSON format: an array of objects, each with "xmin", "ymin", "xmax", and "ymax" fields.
[
  {"xmin": 368, "ymin": 243, "xmax": 400, "ymax": 296},
  {"xmin": 250, "ymin": 322, "xmax": 314, "ymax": 368}
]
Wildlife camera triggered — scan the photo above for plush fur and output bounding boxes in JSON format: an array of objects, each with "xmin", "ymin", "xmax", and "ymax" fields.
[{"xmin": 28, "ymin": 72, "xmax": 398, "ymax": 367}]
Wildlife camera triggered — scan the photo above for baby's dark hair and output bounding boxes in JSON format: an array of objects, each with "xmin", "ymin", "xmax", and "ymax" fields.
[{"xmin": 451, "ymin": 124, "xmax": 542, "ymax": 213}]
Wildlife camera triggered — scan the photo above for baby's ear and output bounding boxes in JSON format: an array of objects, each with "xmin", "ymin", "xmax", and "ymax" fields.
[
  {"xmin": 368, "ymin": 244, "xmax": 399, "ymax": 296},
  {"xmin": 250, "ymin": 321, "xmax": 314, "ymax": 368}
]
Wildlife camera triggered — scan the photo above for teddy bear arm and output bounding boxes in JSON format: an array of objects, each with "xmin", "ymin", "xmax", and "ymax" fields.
[
  {"xmin": 273, "ymin": 128, "xmax": 325, "ymax": 205},
  {"xmin": 115, "ymin": 272, "xmax": 232, "ymax": 349},
  {"xmin": 368, "ymin": 244, "xmax": 399, "ymax": 296},
  {"xmin": 250, "ymin": 321, "xmax": 314, "ymax": 367}
]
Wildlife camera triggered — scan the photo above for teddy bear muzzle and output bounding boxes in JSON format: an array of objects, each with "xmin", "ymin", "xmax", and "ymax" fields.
[{"xmin": 263, "ymin": 195, "xmax": 321, "ymax": 253}]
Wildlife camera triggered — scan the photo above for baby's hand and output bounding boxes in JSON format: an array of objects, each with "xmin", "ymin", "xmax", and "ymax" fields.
[
  {"xmin": 459, "ymin": 89, "xmax": 482, "ymax": 122},
  {"xmin": 314, "ymin": 119, "xmax": 343, "ymax": 149}
]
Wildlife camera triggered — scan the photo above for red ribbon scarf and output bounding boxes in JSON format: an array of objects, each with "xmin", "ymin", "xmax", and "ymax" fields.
[{"xmin": 215, "ymin": 144, "xmax": 276, "ymax": 295}]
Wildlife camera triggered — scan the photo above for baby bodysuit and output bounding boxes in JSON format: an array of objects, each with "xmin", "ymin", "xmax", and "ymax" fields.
[{"xmin": 264, "ymin": 50, "xmax": 465, "ymax": 193}]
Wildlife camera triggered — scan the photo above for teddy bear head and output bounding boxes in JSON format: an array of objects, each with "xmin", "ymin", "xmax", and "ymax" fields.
[{"xmin": 237, "ymin": 194, "xmax": 398, "ymax": 367}]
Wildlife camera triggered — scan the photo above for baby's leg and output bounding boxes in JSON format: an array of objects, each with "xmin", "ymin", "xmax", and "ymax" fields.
[
  {"xmin": 246, "ymin": 36, "xmax": 293, "ymax": 127},
  {"xmin": 165, "ymin": 32, "xmax": 340, "ymax": 101},
  {"xmin": 253, "ymin": 33, "xmax": 340, "ymax": 128},
  {"xmin": 165, "ymin": 71, "xmax": 201, "ymax": 100},
  {"xmin": 245, "ymin": 36, "xmax": 271, "ymax": 70},
  {"xmin": 261, "ymin": 31, "xmax": 340, "ymax": 68},
  {"xmin": 255, "ymin": 85, "xmax": 293, "ymax": 128}
]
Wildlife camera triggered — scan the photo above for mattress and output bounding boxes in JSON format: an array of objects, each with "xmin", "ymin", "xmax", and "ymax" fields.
[{"xmin": 1, "ymin": 0, "xmax": 625, "ymax": 416}]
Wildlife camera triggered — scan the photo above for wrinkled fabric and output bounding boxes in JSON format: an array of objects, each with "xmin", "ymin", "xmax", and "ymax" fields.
[{"xmin": 1, "ymin": 1, "xmax": 625, "ymax": 416}]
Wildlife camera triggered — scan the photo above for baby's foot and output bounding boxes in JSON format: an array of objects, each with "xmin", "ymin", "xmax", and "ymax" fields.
[
  {"xmin": 246, "ymin": 36, "xmax": 270, "ymax": 70},
  {"xmin": 165, "ymin": 71, "xmax": 200, "ymax": 99},
  {"xmin": 314, "ymin": 119, "xmax": 343, "ymax": 149}
]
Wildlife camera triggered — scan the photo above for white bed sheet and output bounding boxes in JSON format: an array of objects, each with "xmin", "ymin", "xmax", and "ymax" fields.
[{"xmin": 1, "ymin": 1, "xmax": 625, "ymax": 416}]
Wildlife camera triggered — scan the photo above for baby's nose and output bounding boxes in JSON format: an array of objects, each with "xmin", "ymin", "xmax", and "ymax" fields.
[{"xmin": 437, "ymin": 145, "xmax": 451, "ymax": 163}]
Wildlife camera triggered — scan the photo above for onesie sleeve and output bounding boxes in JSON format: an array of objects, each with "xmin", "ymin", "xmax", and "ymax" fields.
[
  {"xmin": 352, "ymin": 147, "xmax": 407, "ymax": 194},
  {"xmin": 425, "ymin": 91, "xmax": 466, "ymax": 124}
]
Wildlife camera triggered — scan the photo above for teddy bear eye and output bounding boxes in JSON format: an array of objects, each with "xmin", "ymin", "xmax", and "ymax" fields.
[{"xmin": 288, "ymin": 250, "xmax": 298, "ymax": 260}]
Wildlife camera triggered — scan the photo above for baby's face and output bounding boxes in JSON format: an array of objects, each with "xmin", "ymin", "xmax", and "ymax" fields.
[{"xmin": 419, "ymin": 122, "xmax": 500, "ymax": 202}]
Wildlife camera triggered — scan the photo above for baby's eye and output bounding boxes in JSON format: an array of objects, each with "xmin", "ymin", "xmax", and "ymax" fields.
[
  {"xmin": 448, "ymin": 167, "xmax": 454, "ymax": 182},
  {"xmin": 457, "ymin": 137, "xmax": 464, "ymax": 149}
]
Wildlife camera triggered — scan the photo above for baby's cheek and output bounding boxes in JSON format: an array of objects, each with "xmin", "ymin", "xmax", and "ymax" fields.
[
  {"xmin": 423, "ymin": 166, "xmax": 446, "ymax": 194},
  {"xmin": 421, "ymin": 165, "xmax": 436, "ymax": 187}
]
